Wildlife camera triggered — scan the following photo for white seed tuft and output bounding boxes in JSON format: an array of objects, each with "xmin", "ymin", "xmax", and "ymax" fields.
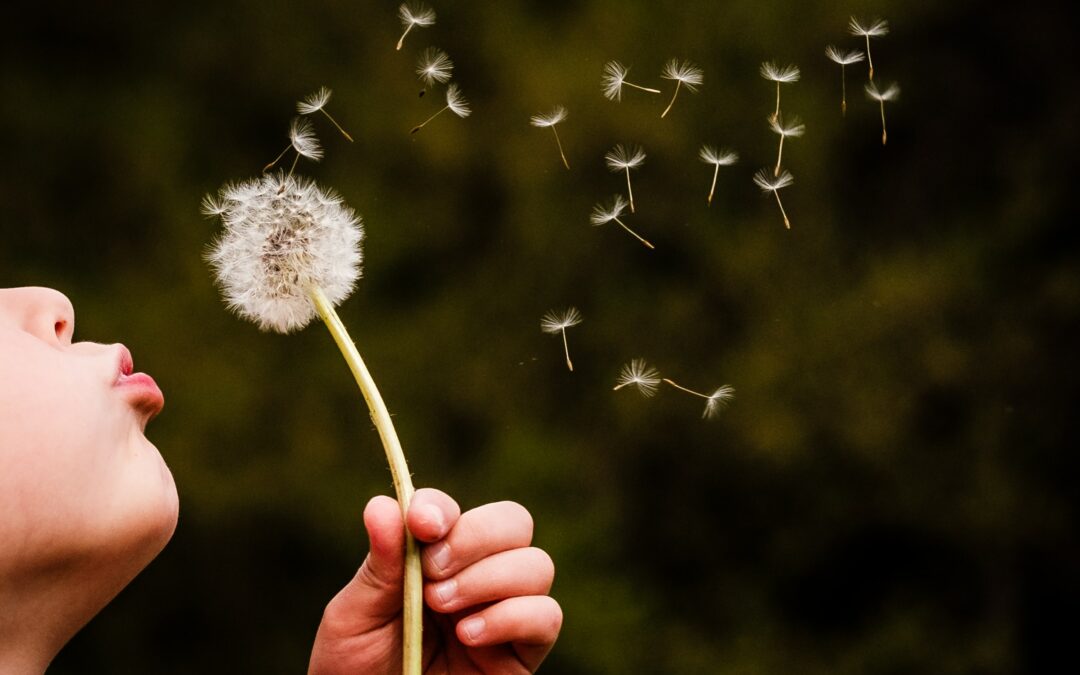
[{"xmin": 204, "ymin": 173, "xmax": 364, "ymax": 333}]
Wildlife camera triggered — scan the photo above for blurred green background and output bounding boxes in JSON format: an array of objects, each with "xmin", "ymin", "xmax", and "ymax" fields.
[{"xmin": 2, "ymin": 0, "xmax": 1077, "ymax": 672}]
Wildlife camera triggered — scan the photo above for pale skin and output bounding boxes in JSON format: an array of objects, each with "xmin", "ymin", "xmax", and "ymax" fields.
[{"xmin": 0, "ymin": 287, "xmax": 561, "ymax": 674}]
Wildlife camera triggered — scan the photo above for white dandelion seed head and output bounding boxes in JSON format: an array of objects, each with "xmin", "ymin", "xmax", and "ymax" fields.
[
  {"xmin": 699, "ymin": 145, "xmax": 739, "ymax": 166},
  {"xmin": 865, "ymin": 81, "xmax": 901, "ymax": 102},
  {"xmin": 825, "ymin": 45, "xmax": 866, "ymax": 65},
  {"xmin": 754, "ymin": 169, "xmax": 794, "ymax": 192},
  {"xmin": 760, "ymin": 61, "xmax": 801, "ymax": 83},
  {"xmin": 297, "ymin": 86, "xmax": 332, "ymax": 115},
  {"xmin": 703, "ymin": 385, "xmax": 735, "ymax": 419},
  {"xmin": 604, "ymin": 144, "xmax": 646, "ymax": 171},
  {"xmin": 204, "ymin": 173, "xmax": 364, "ymax": 334},
  {"xmin": 590, "ymin": 195, "xmax": 628, "ymax": 225},
  {"xmin": 849, "ymin": 16, "xmax": 889, "ymax": 37},
  {"xmin": 540, "ymin": 307, "xmax": 583, "ymax": 334},
  {"xmin": 661, "ymin": 58, "xmax": 704, "ymax": 90},
  {"xmin": 530, "ymin": 105, "xmax": 567, "ymax": 128},
  {"xmin": 769, "ymin": 115, "xmax": 806, "ymax": 138},
  {"xmin": 601, "ymin": 60, "xmax": 630, "ymax": 101},
  {"xmin": 445, "ymin": 83, "xmax": 471, "ymax": 118},
  {"xmin": 615, "ymin": 359, "xmax": 662, "ymax": 398},
  {"xmin": 289, "ymin": 117, "xmax": 324, "ymax": 161},
  {"xmin": 399, "ymin": 2, "xmax": 436, "ymax": 27},
  {"xmin": 417, "ymin": 47, "xmax": 454, "ymax": 85}
]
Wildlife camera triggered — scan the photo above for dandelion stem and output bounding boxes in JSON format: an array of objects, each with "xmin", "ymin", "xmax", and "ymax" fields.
[
  {"xmin": 841, "ymin": 65, "xmax": 848, "ymax": 116},
  {"xmin": 613, "ymin": 217, "xmax": 654, "ymax": 249},
  {"xmin": 263, "ymin": 145, "xmax": 290, "ymax": 173},
  {"xmin": 396, "ymin": 24, "xmax": 413, "ymax": 51},
  {"xmin": 411, "ymin": 106, "xmax": 447, "ymax": 134},
  {"xmin": 774, "ymin": 135, "xmax": 785, "ymax": 176},
  {"xmin": 320, "ymin": 109, "xmax": 354, "ymax": 142},
  {"xmin": 561, "ymin": 329, "xmax": 574, "ymax": 371},
  {"xmin": 308, "ymin": 284, "xmax": 423, "ymax": 675},
  {"xmin": 865, "ymin": 36, "xmax": 875, "ymax": 81},
  {"xmin": 663, "ymin": 378, "xmax": 709, "ymax": 399},
  {"xmin": 625, "ymin": 168, "xmax": 636, "ymax": 213},
  {"xmin": 708, "ymin": 164, "xmax": 719, "ymax": 206},
  {"xmin": 661, "ymin": 80, "xmax": 682, "ymax": 118},
  {"xmin": 551, "ymin": 127, "xmax": 570, "ymax": 170},
  {"xmin": 625, "ymin": 81, "xmax": 661, "ymax": 94},
  {"xmin": 774, "ymin": 81, "xmax": 781, "ymax": 121},
  {"xmin": 774, "ymin": 191, "xmax": 791, "ymax": 229},
  {"xmin": 879, "ymin": 99, "xmax": 888, "ymax": 145},
  {"xmin": 287, "ymin": 152, "xmax": 300, "ymax": 179}
]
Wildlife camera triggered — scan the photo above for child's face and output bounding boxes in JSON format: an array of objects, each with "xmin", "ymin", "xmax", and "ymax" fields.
[{"xmin": 0, "ymin": 287, "xmax": 177, "ymax": 575}]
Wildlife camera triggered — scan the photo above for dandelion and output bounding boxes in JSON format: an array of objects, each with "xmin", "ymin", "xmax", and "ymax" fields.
[
  {"xmin": 753, "ymin": 169, "xmax": 795, "ymax": 229},
  {"xmin": 662, "ymin": 378, "xmax": 735, "ymax": 419},
  {"xmin": 699, "ymin": 145, "xmax": 738, "ymax": 206},
  {"xmin": 203, "ymin": 172, "xmax": 423, "ymax": 672},
  {"xmin": 262, "ymin": 117, "xmax": 323, "ymax": 176},
  {"xmin": 604, "ymin": 144, "xmax": 646, "ymax": 213},
  {"xmin": 530, "ymin": 106, "xmax": 570, "ymax": 170},
  {"xmin": 590, "ymin": 194, "xmax": 654, "ymax": 249},
  {"xmin": 848, "ymin": 17, "xmax": 889, "ymax": 81},
  {"xmin": 602, "ymin": 60, "xmax": 661, "ymax": 101},
  {"xmin": 865, "ymin": 81, "xmax": 900, "ymax": 145},
  {"xmin": 297, "ymin": 86, "xmax": 353, "ymax": 142},
  {"xmin": 825, "ymin": 46, "xmax": 865, "ymax": 116},
  {"xmin": 410, "ymin": 83, "xmax": 471, "ymax": 134},
  {"xmin": 613, "ymin": 358, "xmax": 662, "ymax": 397},
  {"xmin": 659, "ymin": 58, "xmax": 703, "ymax": 118},
  {"xmin": 760, "ymin": 61, "xmax": 801, "ymax": 122},
  {"xmin": 396, "ymin": 2, "xmax": 435, "ymax": 51},
  {"xmin": 769, "ymin": 115, "xmax": 805, "ymax": 176},
  {"xmin": 416, "ymin": 47, "xmax": 453, "ymax": 96},
  {"xmin": 541, "ymin": 307, "xmax": 583, "ymax": 371}
]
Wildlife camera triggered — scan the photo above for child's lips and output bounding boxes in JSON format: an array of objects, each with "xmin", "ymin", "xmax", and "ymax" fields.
[{"xmin": 114, "ymin": 344, "xmax": 165, "ymax": 418}]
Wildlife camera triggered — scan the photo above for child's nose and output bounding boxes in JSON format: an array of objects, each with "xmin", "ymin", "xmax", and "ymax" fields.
[{"xmin": 1, "ymin": 287, "xmax": 76, "ymax": 345}]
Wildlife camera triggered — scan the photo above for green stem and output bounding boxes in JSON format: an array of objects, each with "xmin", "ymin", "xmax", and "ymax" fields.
[{"xmin": 308, "ymin": 284, "xmax": 422, "ymax": 675}]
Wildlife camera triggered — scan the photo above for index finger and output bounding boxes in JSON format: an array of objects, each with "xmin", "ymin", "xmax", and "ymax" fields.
[{"xmin": 406, "ymin": 487, "xmax": 462, "ymax": 543}]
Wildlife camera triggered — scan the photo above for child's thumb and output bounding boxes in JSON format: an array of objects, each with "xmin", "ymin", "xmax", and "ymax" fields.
[{"xmin": 327, "ymin": 495, "xmax": 406, "ymax": 626}]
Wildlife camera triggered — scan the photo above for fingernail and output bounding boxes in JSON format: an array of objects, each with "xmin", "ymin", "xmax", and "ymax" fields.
[
  {"xmin": 427, "ymin": 542, "xmax": 451, "ymax": 572},
  {"xmin": 460, "ymin": 617, "xmax": 485, "ymax": 643},
  {"xmin": 433, "ymin": 578, "xmax": 457, "ymax": 605},
  {"xmin": 418, "ymin": 504, "xmax": 446, "ymax": 534}
]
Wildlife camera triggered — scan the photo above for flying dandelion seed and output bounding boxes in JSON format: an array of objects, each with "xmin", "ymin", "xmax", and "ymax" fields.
[
  {"xmin": 662, "ymin": 378, "xmax": 735, "ymax": 420},
  {"xmin": 410, "ymin": 83, "xmax": 471, "ymax": 134},
  {"xmin": 760, "ymin": 61, "xmax": 801, "ymax": 122},
  {"xmin": 530, "ymin": 106, "xmax": 571, "ymax": 170},
  {"xmin": 825, "ymin": 46, "xmax": 865, "ymax": 116},
  {"xmin": 396, "ymin": 2, "xmax": 436, "ymax": 51},
  {"xmin": 262, "ymin": 117, "xmax": 323, "ymax": 177},
  {"xmin": 613, "ymin": 359, "xmax": 662, "ymax": 398},
  {"xmin": 590, "ymin": 194, "xmax": 654, "ymax": 249},
  {"xmin": 602, "ymin": 60, "xmax": 662, "ymax": 101},
  {"xmin": 769, "ymin": 115, "xmax": 805, "ymax": 176},
  {"xmin": 541, "ymin": 307, "xmax": 583, "ymax": 371},
  {"xmin": 296, "ymin": 86, "xmax": 353, "ymax": 142},
  {"xmin": 865, "ymin": 81, "xmax": 900, "ymax": 145},
  {"xmin": 848, "ymin": 17, "xmax": 889, "ymax": 81},
  {"xmin": 416, "ymin": 47, "xmax": 453, "ymax": 96},
  {"xmin": 604, "ymin": 144, "xmax": 646, "ymax": 213},
  {"xmin": 753, "ymin": 168, "xmax": 795, "ymax": 229},
  {"xmin": 659, "ymin": 58, "xmax": 703, "ymax": 118},
  {"xmin": 699, "ymin": 145, "xmax": 739, "ymax": 206},
  {"xmin": 203, "ymin": 172, "xmax": 424, "ymax": 672}
]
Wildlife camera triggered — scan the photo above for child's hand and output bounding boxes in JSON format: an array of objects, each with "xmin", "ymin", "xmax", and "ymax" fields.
[{"xmin": 308, "ymin": 488, "xmax": 561, "ymax": 674}]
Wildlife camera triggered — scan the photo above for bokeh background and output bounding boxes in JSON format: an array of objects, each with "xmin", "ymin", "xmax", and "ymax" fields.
[{"xmin": 3, "ymin": 0, "xmax": 1077, "ymax": 672}]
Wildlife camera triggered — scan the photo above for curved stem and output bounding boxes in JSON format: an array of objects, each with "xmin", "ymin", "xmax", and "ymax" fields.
[
  {"xmin": 396, "ymin": 24, "xmax": 413, "ymax": 51},
  {"xmin": 626, "ymin": 81, "xmax": 661, "ymax": 94},
  {"xmin": 625, "ymin": 169, "xmax": 635, "ymax": 213},
  {"xmin": 661, "ymin": 80, "xmax": 682, "ymax": 118},
  {"xmin": 774, "ymin": 191, "xmax": 791, "ymax": 229},
  {"xmin": 561, "ymin": 329, "xmax": 574, "ymax": 371},
  {"xmin": 774, "ymin": 81, "xmax": 781, "ymax": 121},
  {"xmin": 880, "ymin": 100, "xmax": 888, "ymax": 146},
  {"xmin": 663, "ymin": 378, "xmax": 709, "ymax": 399},
  {"xmin": 841, "ymin": 66, "xmax": 848, "ymax": 117},
  {"xmin": 708, "ymin": 164, "xmax": 719, "ymax": 206},
  {"xmin": 866, "ymin": 37, "xmax": 874, "ymax": 81},
  {"xmin": 308, "ymin": 285, "xmax": 422, "ymax": 675},
  {"xmin": 411, "ymin": 106, "xmax": 447, "ymax": 134},
  {"xmin": 613, "ymin": 217, "xmax": 654, "ymax": 249},
  {"xmin": 320, "ymin": 109, "xmax": 354, "ymax": 142},
  {"xmin": 774, "ymin": 135, "xmax": 785, "ymax": 176}
]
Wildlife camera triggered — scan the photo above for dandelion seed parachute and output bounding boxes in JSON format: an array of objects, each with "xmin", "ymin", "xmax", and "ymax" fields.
[
  {"xmin": 614, "ymin": 359, "xmax": 662, "ymax": 398},
  {"xmin": 204, "ymin": 173, "xmax": 363, "ymax": 333}
]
